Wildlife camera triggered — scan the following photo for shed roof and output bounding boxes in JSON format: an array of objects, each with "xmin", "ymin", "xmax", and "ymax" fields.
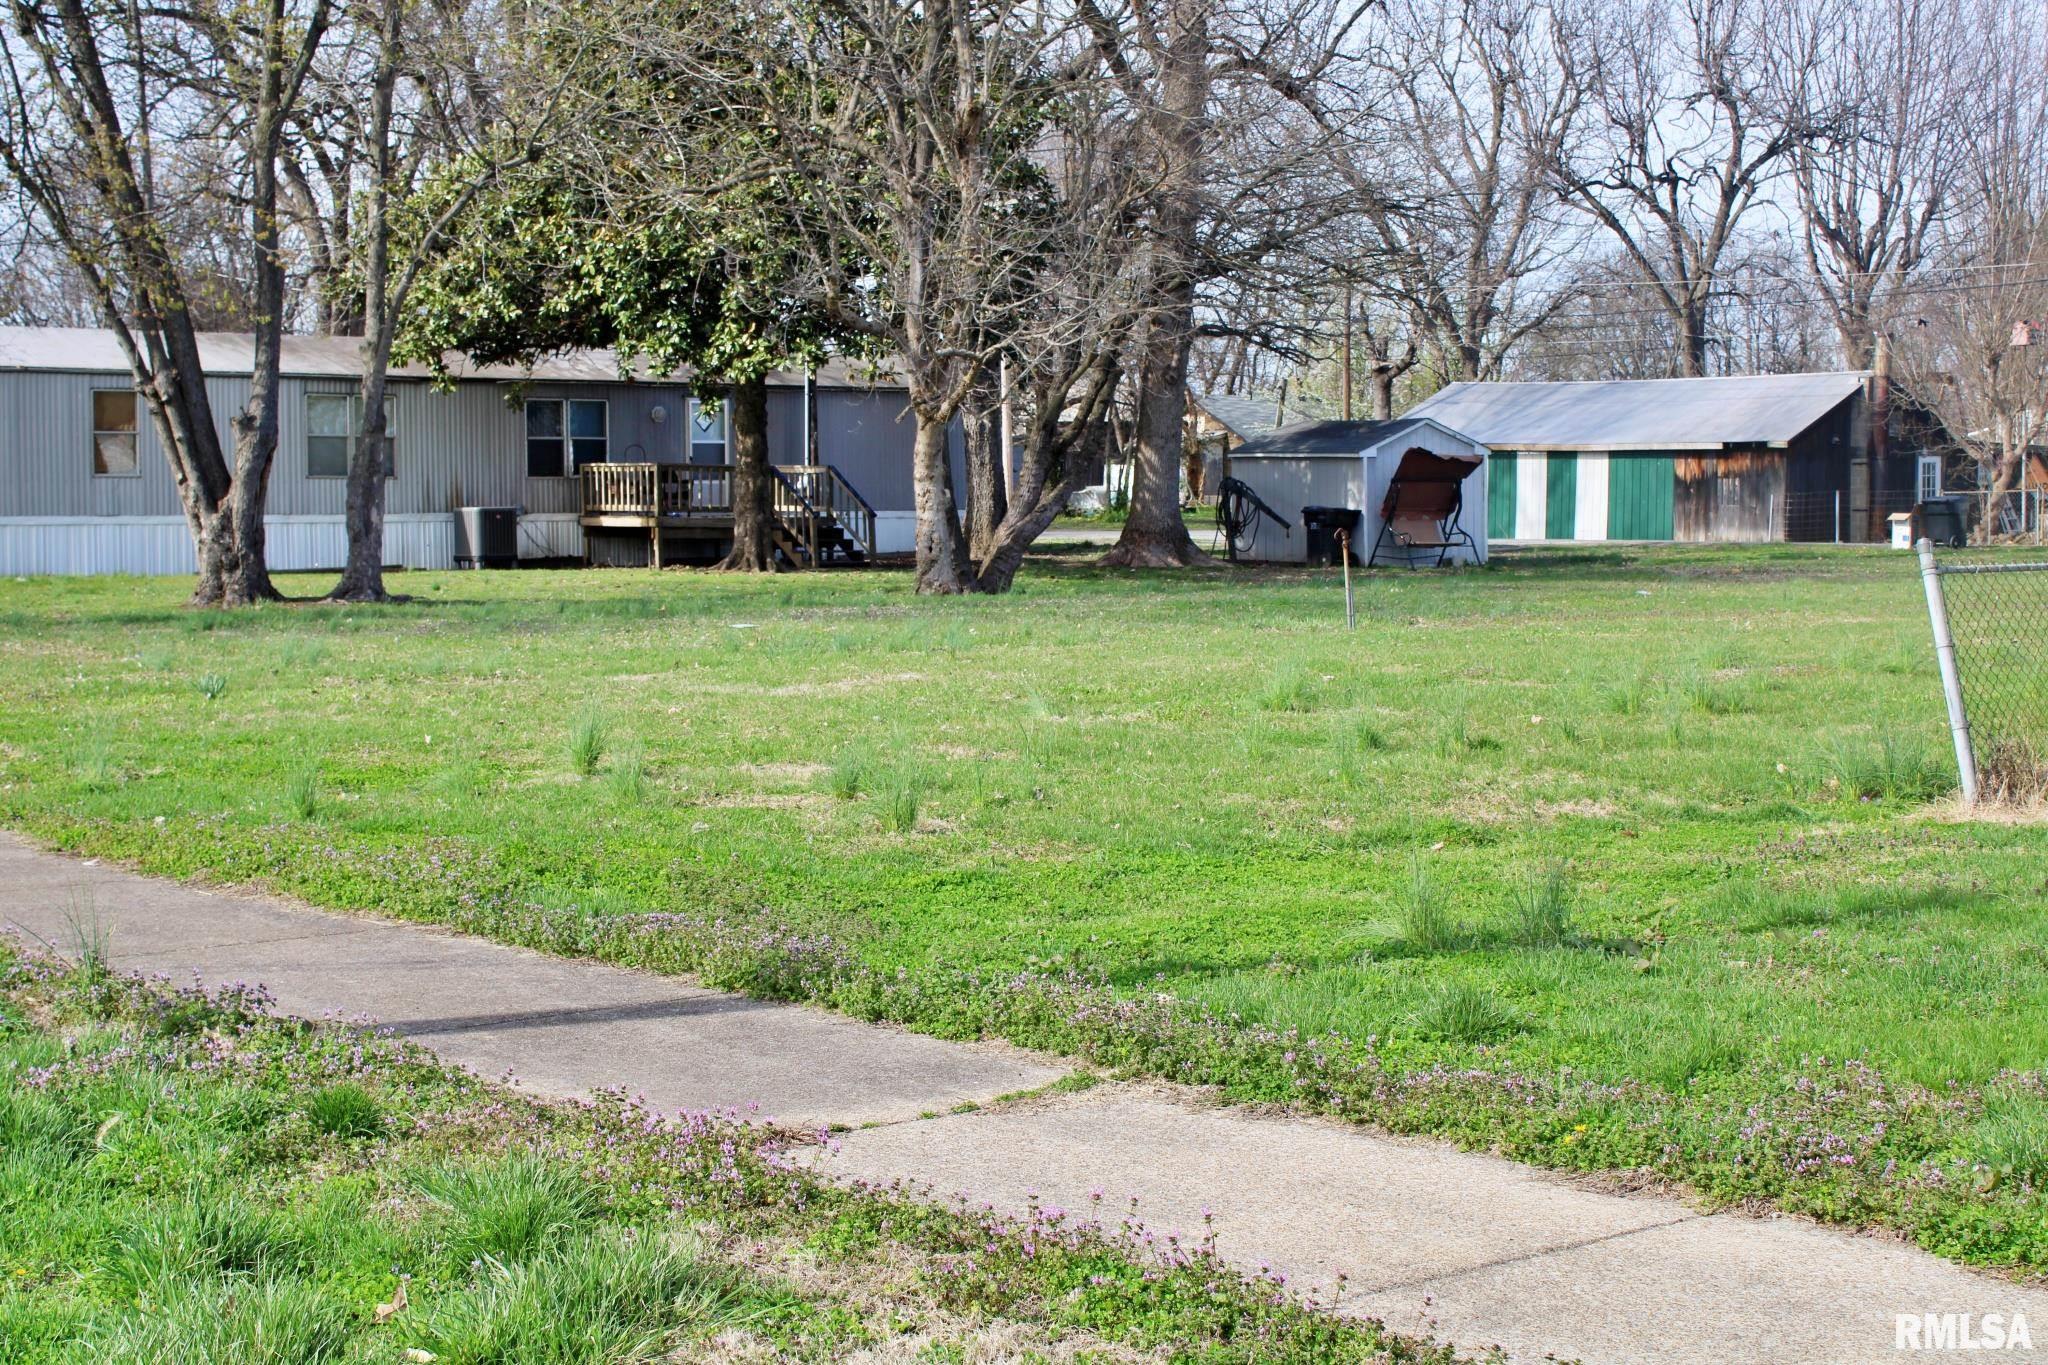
[
  {"xmin": 1228, "ymin": 417, "xmax": 1430, "ymax": 457},
  {"xmin": 1194, "ymin": 393, "xmax": 1287, "ymax": 441},
  {"xmin": 1403, "ymin": 372, "xmax": 1866, "ymax": 451},
  {"xmin": 0, "ymin": 326, "xmax": 904, "ymax": 390}
]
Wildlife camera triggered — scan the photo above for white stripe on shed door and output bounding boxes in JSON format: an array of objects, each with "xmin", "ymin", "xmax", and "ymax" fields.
[
  {"xmin": 1514, "ymin": 454, "xmax": 1548, "ymax": 539},
  {"xmin": 1574, "ymin": 453, "xmax": 1610, "ymax": 541}
]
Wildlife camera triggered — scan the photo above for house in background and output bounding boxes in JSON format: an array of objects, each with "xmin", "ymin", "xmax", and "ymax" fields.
[
  {"xmin": 1405, "ymin": 372, "xmax": 1920, "ymax": 544},
  {"xmin": 1220, "ymin": 416, "xmax": 1489, "ymax": 565},
  {"xmin": 1189, "ymin": 391, "xmax": 1332, "ymax": 502},
  {"xmin": 0, "ymin": 327, "xmax": 945, "ymax": 576}
]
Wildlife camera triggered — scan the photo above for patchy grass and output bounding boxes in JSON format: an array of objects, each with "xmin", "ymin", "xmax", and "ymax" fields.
[
  {"xmin": 1, "ymin": 544, "xmax": 2046, "ymax": 1269},
  {"xmin": 0, "ymin": 943, "xmax": 1460, "ymax": 1364}
]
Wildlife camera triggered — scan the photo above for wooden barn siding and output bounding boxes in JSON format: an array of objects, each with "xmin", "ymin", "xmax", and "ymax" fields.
[{"xmin": 1674, "ymin": 450, "xmax": 1786, "ymax": 543}]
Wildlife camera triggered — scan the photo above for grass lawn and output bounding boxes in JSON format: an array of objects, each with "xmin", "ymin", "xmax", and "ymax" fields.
[
  {"xmin": 3, "ymin": 543, "xmax": 2047, "ymax": 1272},
  {"xmin": 0, "ymin": 943, "xmax": 1452, "ymax": 1362}
]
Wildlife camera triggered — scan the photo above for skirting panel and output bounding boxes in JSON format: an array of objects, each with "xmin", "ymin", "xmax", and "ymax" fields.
[{"xmin": 0, "ymin": 513, "xmax": 585, "ymax": 576}]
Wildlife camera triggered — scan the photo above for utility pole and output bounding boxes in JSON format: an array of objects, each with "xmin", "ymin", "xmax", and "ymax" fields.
[
  {"xmin": 1340, "ymin": 284, "xmax": 1354, "ymax": 421},
  {"xmin": 1869, "ymin": 334, "xmax": 1891, "ymax": 542}
]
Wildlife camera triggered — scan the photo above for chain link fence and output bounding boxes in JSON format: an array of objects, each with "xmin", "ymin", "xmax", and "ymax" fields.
[{"xmin": 1918, "ymin": 543, "xmax": 2048, "ymax": 803}]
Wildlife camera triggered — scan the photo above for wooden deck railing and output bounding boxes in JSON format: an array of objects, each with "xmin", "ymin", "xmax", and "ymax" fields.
[
  {"xmin": 582, "ymin": 461, "xmax": 873, "ymax": 561},
  {"xmin": 580, "ymin": 463, "xmax": 736, "ymax": 519}
]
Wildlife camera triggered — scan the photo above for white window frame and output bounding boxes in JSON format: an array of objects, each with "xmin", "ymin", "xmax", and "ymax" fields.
[
  {"xmin": 91, "ymin": 388, "xmax": 141, "ymax": 478},
  {"xmin": 1917, "ymin": 455, "xmax": 1943, "ymax": 503},
  {"xmin": 687, "ymin": 394, "xmax": 728, "ymax": 463},
  {"xmin": 306, "ymin": 391, "xmax": 396, "ymax": 479}
]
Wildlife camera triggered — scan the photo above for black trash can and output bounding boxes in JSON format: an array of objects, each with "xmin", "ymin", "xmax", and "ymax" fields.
[
  {"xmin": 1916, "ymin": 497, "xmax": 1967, "ymax": 549},
  {"xmin": 1300, "ymin": 506, "xmax": 1362, "ymax": 566}
]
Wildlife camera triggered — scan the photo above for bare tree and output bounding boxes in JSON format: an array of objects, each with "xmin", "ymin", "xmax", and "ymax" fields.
[
  {"xmin": 1307, "ymin": 0, "xmax": 1585, "ymax": 387},
  {"xmin": 662, "ymin": 0, "xmax": 1154, "ymax": 593},
  {"xmin": 318, "ymin": 0, "xmax": 561, "ymax": 601},
  {"xmin": 1082, "ymin": 0, "xmax": 1364, "ymax": 568},
  {"xmin": 0, "ymin": 0, "xmax": 331, "ymax": 604},
  {"xmin": 1894, "ymin": 0, "xmax": 2048, "ymax": 524},
  {"xmin": 1785, "ymin": 0, "xmax": 1961, "ymax": 368},
  {"xmin": 1548, "ymin": 0, "xmax": 1824, "ymax": 377}
]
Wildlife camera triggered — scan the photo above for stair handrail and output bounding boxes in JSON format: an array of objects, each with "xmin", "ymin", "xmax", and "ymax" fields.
[
  {"xmin": 769, "ymin": 465, "xmax": 825, "ymax": 564},
  {"xmin": 821, "ymin": 464, "xmax": 877, "ymax": 556}
]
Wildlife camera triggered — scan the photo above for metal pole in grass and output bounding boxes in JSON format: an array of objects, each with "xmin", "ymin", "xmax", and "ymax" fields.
[
  {"xmin": 1917, "ymin": 537, "xmax": 1981, "ymax": 805},
  {"xmin": 1338, "ymin": 528, "xmax": 1356, "ymax": 628}
]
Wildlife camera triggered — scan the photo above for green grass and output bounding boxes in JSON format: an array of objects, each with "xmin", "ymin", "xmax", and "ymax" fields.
[
  {"xmin": 2, "ymin": 544, "xmax": 2046, "ymax": 1269},
  {"xmin": 0, "ymin": 944, "xmax": 1455, "ymax": 1364}
]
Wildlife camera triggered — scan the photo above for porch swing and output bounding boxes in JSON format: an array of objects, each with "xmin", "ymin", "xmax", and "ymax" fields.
[{"xmin": 1368, "ymin": 447, "xmax": 1483, "ymax": 568}]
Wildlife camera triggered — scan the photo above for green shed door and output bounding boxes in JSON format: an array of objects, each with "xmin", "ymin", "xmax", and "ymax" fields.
[
  {"xmin": 1545, "ymin": 454, "xmax": 1578, "ymax": 539},
  {"xmin": 1487, "ymin": 453, "xmax": 1517, "ymax": 540},
  {"xmin": 1606, "ymin": 454, "xmax": 1676, "ymax": 540}
]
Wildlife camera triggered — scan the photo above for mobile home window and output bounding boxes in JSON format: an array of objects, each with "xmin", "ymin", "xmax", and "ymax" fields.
[
  {"xmin": 306, "ymin": 393, "xmax": 396, "ymax": 478},
  {"xmin": 689, "ymin": 395, "xmax": 726, "ymax": 463},
  {"xmin": 525, "ymin": 400, "xmax": 565, "ymax": 477},
  {"xmin": 91, "ymin": 389, "xmax": 139, "ymax": 476},
  {"xmin": 526, "ymin": 399, "xmax": 608, "ymax": 477},
  {"xmin": 569, "ymin": 400, "xmax": 608, "ymax": 467}
]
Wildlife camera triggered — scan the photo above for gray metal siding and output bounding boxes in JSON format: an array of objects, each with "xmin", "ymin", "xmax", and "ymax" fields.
[{"xmin": 1, "ymin": 368, "xmax": 930, "ymax": 527}]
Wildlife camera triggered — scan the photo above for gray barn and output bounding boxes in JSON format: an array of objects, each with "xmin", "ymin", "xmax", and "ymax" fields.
[{"xmin": 0, "ymin": 327, "xmax": 943, "ymax": 575}]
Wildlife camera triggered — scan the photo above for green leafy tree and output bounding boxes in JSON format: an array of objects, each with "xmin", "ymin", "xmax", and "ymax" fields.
[{"xmin": 400, "ymin": 165, "xmax": 851, "ymax": 570}]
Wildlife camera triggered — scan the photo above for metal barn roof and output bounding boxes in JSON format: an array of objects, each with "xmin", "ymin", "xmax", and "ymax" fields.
[
  {"xmin": 1403, "ymin": 372, "xmax": 1867, "ymax": 452},
  {"xmin": 1228, "ymin": 417, "xmax": 1431, "ymax": 456},
  {"xmin": 0, "ymin": 327, "xmax": 903, "ymax": 390}
]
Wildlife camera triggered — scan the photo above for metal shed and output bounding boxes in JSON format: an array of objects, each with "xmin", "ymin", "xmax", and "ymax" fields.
[{"xmin": 1221, "ymin": 416, "xmax": 1489, "ymax": 565}]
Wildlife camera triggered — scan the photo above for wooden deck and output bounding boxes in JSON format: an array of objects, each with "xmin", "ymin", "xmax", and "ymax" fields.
[{"xmin": 578, "ymin": 462, "xmax": 877, "ymax": 569}]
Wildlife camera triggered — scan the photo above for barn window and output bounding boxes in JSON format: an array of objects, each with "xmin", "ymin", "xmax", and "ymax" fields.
[
  {"xmin": 307, "ymin": 393, "xmax": 396, "ymax": 479},
  {"xmin": 91, "ymin": 389, "xmax": 139, "ymax": 477}
]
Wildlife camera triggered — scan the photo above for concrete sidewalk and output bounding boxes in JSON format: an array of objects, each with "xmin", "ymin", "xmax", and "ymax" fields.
[{"xmin": 4, "ymin": 830, "xmax": 2042, "ymax": 1363}]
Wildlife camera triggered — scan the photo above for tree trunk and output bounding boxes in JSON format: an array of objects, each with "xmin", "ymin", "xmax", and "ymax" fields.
[
  {"xmin": 1371, "ymin": 370, "xmax": 1396, "ymax": 421},
  {"xmin": 716, "ymin": 375, "xmax": 778, "ymax": 571},
  {"xmin": 912, "ymin": 413, "xmax": 973, "ymax": 593},
  {"xmin": 331, "ymin": 371, "xmax": 392, "ymax": 601},
  {"xmin": 1677, "ymin": 298, "xmax": 1711, "ymax": 377},
  {"xmin": 1102, "ymin": 295, "xmax": 1203, "ymax": 566},
  {"xmin": 974, "ymin": 436, "xmax": 1100, "ymax": 594},
  {"xmin": 1102, "ymin": 0, "xmax": 1208, "ymax": 570},
  {"xmin": 963, "ymin": 374, "xmax": 1008, "ymax": 564},
  {"xmin": 330, "ymin": 0, "xmax": 401, "ymax": 604}
]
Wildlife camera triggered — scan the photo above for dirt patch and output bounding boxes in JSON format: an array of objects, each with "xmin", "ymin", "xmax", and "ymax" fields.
[
  {"xmin": 767, "ymin": 671, "xmax": 928, "ymax": 697},
  {"xmin": 1915, "ymin": 794, "xmax": 2048, "ymax": 826},
  {"xmin": 1538, "ymin": 797, "xmax": 1621, "ymax": 820},
  {"xmin": 740, "ymin": 761, "xmax": 830, "ymax": 783},
  {"xmin": 693, "ymin": 792, "xmax": 829, "ymax": 811}
]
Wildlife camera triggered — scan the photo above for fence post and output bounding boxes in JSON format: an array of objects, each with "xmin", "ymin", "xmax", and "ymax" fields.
[
  {"xmin": 1338, "ymin": 529, "xmax": 1356, "ymax": 629},
  {"xmin": 1833, "ymin": 491, "xmax": 1841, "ymax": 545},
  {"xmin": 1917, "ymin": 538, "xmax": 1981, "ymax": 805}
]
